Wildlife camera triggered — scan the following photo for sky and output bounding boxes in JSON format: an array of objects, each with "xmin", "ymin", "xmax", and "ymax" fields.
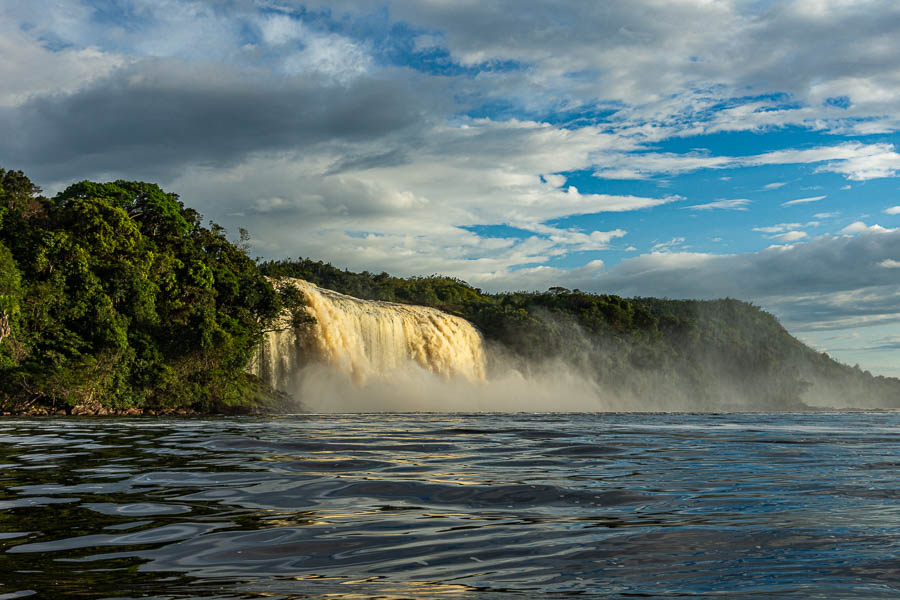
[{"xmin": 2, "ymin": 0, "xmax": 900, "ymax": 376}]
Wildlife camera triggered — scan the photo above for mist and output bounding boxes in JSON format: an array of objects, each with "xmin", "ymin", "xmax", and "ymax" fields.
[
  {"xmin": 290, "ymin": 361, "xmax": 610, "ymax": 413},
  {"xmin": 257, "ymin": 279, "xmax": 899, "ymax": 413}
]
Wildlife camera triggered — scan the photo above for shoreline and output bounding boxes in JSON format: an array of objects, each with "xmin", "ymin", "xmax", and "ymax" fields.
[
  {"xmin": 0, "ymin": 404, "xmax": 275, "ymax": 417},
  {"xmin": 4, "ymin": 405, "xmax": 898, "ymax": 417}
]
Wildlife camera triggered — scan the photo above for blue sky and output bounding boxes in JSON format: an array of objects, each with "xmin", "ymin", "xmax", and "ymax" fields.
[{"xmin": 2, "ymin": 0, "xmax": 900, "ymax": 375}]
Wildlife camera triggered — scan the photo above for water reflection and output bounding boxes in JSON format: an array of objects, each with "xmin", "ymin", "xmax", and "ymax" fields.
[{"xmin": 0, "ymin": 412, "xmax": 898, "ymax": 598}]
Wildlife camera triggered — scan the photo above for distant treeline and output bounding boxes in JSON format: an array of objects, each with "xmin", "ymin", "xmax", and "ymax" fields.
[{"xmin": 260, "ymin": 258, "xmax": 900, "ymax": 410}]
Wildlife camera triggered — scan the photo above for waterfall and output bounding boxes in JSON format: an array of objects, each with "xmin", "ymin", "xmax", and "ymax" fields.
[{"xmin": 253, "ymin": 278, "xmax": 487, "ymax": 392}]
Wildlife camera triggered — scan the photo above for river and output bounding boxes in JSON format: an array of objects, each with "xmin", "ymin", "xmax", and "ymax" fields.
[{"xmin": 1, "ymin": 412, "xmax": 898, "ymax": 598}]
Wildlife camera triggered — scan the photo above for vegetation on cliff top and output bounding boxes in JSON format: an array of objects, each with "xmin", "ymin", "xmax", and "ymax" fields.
[{"xmin": 260, "ymin": 258, "xmax": 900, "ymax": 410}]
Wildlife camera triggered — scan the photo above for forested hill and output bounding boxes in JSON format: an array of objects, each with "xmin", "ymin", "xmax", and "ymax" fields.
[
  {"xmin": 0, "ymin": 170, "xmax": 303, "ymax": 415},
  {"xmin": 260, "ymin": 258, "xmax": 900, "ymax": 410}
]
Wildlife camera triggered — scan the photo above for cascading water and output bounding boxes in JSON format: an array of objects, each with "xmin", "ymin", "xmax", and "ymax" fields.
[{"xmin": 253, "ymin": 278, "xmax": 487, "ymax": 392}]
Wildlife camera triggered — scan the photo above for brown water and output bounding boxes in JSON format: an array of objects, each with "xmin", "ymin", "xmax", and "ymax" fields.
[{"xmin": 252, "ymin": 279, "xmax": 486, "ymax": 389}]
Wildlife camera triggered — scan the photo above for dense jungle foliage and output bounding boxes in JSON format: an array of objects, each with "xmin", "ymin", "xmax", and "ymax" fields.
[
  {"xmin": 260, "ymin": 258, "xmax": 900, "ymax": 410},
  {"xmin": 0, "ymin": 169, "xmax": 298, "ymax": 414}
]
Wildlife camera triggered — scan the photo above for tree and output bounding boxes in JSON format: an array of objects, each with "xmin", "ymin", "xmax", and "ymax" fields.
[
  {"xmin": 0, "ymin": 241, "xmax": 21, "ymax": 347},
  {"xmin": 0, "ymin": 171, "xmax": 286, "ymax": 413}
]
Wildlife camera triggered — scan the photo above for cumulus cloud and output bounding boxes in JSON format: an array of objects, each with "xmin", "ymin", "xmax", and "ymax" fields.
[
  {"xmin": 770, "ymin": 231, "xmax": 808, "ymax": 242},
  {"xmin": 814, "ymin": 146, "xmax": 900, "ymax": 180},
  {"xmin": 338, "ymin": 0, "xmax": 900, "ymax": 133},
  {"xmin": 841, "ymin": 221, "xmax": 896, "ymax": 234},
  {"xmin": 162, "ymin": 118, "xmax": 671, "ymax": 282},
  {"xmin": 0, "ymin": 25, "xmax": 128, "ymax": 108},
  {"xmin": 885, "ymin": 206, "xmax": 900, "ymax": 215},
  {"xmin": 10, "ymin": 0, "xmax": 900, "ymax": 139},
  {"xmin": 267, "ymin": 19, "xmax": 373, "ymax": 82},
  {"xmin": 521, "ymin": 224, "xmax": 627, "ymax": 251}
]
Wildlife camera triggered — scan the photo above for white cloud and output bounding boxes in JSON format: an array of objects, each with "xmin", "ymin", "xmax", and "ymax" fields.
[
  {"xmin": 753, "ymin": 223, "xmax": 803, "ymax": 234},
  {"xmin": 0, "ymin": 25, "xmax": 128, "ymax": 107},
  {"xmin": 522, "ymin": 223, "xmax": 628, "ymax": 251},
  {"xmin": 281, "ymin": 30, "xmax": 372, "ymax": 82},
  {"xmin": 841, "ymin": 221, "xmax": 897, "ymax": 234},
  {"xmin": 684, "ymin": 199, "xmax": 751, "ymax": 211},
  {"xmin": 770, "ymin": 231, "xmax": 808, "ymax": 242},
  {"xmin": 161, "ymin": 117, "xmax": 673, "ymax": 281},
  {"xmin": 253, "ymin": 13, "xmax": 374, "ymax": 81},
  {"xmin": 594, "ymin": 143, "xmax": 900, "ymax": 182},
  {"xmin": 841, "ymin": 222, "xmax": 868, "ymax": 234},
  {"xmin": 748, "ymin": 143, "xmax": 899, "ymax": 180},
  {"xmin": 13, "ymin": 0, "xmax": 900, "ymax": 140},
  {"xmin": 5, "ymin": 0, "xmax": 247, "ymax": 62},
  {"xmin": 346, "ymin": 0, "xmax": 900, "ymax": 138},
  {"xmin": 814, "ymin": 146, "xmax": 900, "ymax": 180},
  {"xmin": 880, "ymin": 259, "xmax": 900, "ymax": 268},
  {"xmin": 782, "ymin": 195, "xmax": 826, "ymax": 206},
  {"xmin": 651, "ymin": 237, "xmax": 687, "ymax": 253},
  {"xmin": 542, "ymin": 174, "xmax": 567, "ymax": 187},
  {"xmin": 594, "ymin": 151, "xmax": 734, "ymax": 179},
  {"xmin": 885, "ymin": 206, "xmax": 900, "ymax": 215},
  {"xmin": 763, "ymin": 181, "xmax": 788, "ymax": 190},
  {"xmin": 257, "ymin": 14, "xmax": 306, "ymax": 46}
]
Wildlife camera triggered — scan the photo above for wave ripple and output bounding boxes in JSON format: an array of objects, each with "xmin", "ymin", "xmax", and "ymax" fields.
[{"xmin": 0, "ymin": 412, "xmax": 898, "ymax": 598}]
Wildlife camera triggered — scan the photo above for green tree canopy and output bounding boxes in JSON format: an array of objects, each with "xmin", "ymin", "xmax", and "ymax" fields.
[{"xmin": 0, "ymin": 171, "xmax": 286, "ymax": 413}]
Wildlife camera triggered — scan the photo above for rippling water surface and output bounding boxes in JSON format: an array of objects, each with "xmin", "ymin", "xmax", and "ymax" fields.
[{"xmin": 1, "ymin": 412, "xmax": 898, "ymax": 599}]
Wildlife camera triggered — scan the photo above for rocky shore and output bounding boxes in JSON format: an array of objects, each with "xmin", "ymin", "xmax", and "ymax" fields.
[{"xmin": 1, "ymin": 405, "xmax": 200, "ymax": 417}]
